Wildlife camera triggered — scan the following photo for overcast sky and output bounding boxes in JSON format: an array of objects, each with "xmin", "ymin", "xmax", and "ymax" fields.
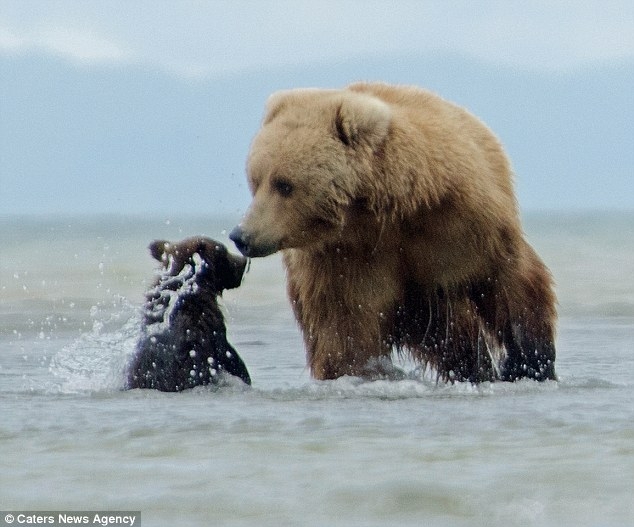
[
  {"xmin": 2, "ymin": 0, "xmax": 633, "ymax": 75},
  {"xmin": 1, "ymin": 1, "xmax": 633, "ymax": 215}
]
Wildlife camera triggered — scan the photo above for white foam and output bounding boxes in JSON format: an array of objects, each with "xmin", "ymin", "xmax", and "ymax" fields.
[
  {"xmin": 144, "ymin": 253, "xmax": 205, "ymax": 337},
  {"xmin": 49, "ymin": 302, "xmax": 139, "ymax": 393}
]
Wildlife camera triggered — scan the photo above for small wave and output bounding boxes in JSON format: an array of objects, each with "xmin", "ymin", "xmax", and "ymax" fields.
[
  {"xmin": 264, "ymin": 376, "xmax": 435, "ymax": 401},
  {"xmin": 556, "ymin": 375, "xmax": 626, "ymax": 390},
  {"xmin": 561, "ymin": 302, "xmax": 634, "ymax": 318},
  {"xmin": 259, "ymin": 374, "xmax": 560, "ymax": 402}
]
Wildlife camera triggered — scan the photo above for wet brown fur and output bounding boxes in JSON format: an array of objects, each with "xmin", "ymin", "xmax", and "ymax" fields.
[{"xmin": 233, "ymin": 82, "xmax": 557, "ymax": 382}]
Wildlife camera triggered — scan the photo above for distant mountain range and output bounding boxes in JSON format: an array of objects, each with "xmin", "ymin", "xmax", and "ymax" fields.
[{"xmin": 1, "ymin": 53, "xmax": 632, "ymax": 214}]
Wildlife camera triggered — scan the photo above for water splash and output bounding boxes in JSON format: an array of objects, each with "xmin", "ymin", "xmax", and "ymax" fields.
[{"xmin": 49, "ymin": 302, "xmax": 140, "ymax": 393}]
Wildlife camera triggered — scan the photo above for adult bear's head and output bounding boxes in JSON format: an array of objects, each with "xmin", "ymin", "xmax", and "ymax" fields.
[{"xmin": 230, "ymin": 88, "xmax": 391, "ymax": 258}]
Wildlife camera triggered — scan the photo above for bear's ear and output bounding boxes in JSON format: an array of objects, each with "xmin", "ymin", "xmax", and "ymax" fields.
[
  {"xmin": 263, "ymin": 88, "xmax": 327, "ymax": 124},
  {"xmin": 149, "ymin": 240, "xmax": 170, "ymax": 262},
  {"xmin": 263, "ymin": 90, "xmax": 292, "ymax": 125},
  {"xmin": 334, "ymin": 94, "xmax": 391, "ymax": 150}
]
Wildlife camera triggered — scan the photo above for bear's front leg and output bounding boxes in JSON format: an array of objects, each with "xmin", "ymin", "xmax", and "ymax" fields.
[
  {"xmin": 285, "ymin": 251, "xmax": 401, "ymax": 380},
  {"xmin": 305, "ymin": 308, "xmax": 395, "ymax": 380}
]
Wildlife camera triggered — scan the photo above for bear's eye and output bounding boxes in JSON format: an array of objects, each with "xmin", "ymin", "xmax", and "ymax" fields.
[{"xmin": 272, "ymin": 179, "xmax": 294, "ymax": 197}]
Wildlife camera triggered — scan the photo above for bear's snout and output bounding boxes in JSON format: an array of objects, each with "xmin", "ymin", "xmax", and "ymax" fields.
[
  {"xmin": 229, "ymin": 225, "xmax": 251, "ymax": 255},
  {"xmin": 229, "ymin": 225, "xmax": 278, "ymax": 258}
]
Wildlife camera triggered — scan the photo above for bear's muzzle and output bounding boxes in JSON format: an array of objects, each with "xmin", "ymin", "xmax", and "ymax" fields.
[{"xmin": 229, "ymin": 225, "xmax": 279, "ymax": 258}]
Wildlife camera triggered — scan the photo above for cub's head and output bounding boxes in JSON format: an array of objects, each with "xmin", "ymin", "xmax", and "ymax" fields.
[
  {"xmin": 149, "ymin": 237, "xmax": 247, "ymax": 293},
  {"xmin": 230, "ymin": 87, "xmax": 391, "ymax": 257}
]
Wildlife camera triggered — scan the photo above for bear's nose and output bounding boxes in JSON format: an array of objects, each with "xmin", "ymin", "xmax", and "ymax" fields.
[{"xmin": 229, "ymin": 225, "xmax": 250, "ymax": 256}]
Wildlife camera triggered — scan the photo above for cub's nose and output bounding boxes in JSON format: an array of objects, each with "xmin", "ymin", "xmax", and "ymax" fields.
[
  {"xmin": 225, "ymin": 251, "xmax": 248, "ymax": 290},
  {"xmin": 229, "ymin": 225, "xmax": 250, "ymax": 256}
]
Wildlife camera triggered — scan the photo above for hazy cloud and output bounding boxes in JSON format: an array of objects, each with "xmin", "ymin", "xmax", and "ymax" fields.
[{"xmin": 0, "ymin": 25, "xmax": 131, "ymax": 64}]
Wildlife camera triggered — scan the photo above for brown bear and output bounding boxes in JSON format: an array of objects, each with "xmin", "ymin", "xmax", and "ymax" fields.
[
  {"xmin": 230, "ymin": 82, "xmax": 557, "ymax": 383},
  {"xmin": 127, "ymin": 237, "xmax": 251, "ymax": 391}
]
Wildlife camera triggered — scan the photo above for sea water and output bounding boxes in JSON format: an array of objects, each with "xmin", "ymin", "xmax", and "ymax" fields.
[{"xmin": 1, "ymin": 212, "xmax": 633, "ymax": 527}]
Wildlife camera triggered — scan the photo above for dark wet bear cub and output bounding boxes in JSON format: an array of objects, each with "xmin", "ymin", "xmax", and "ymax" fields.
[{"xmin": 127, "ymin": 237, "xmax": 251, "ymax": 391}]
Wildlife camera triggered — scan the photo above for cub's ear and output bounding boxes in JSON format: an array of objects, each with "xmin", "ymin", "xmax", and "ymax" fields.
[
  {"xmin": 334, "ymin": 94, "xmax": 391, "ymax": 150},
  {"xmin": 148, "ymin": 240, "xmax": 170, "ymax": 262}
]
